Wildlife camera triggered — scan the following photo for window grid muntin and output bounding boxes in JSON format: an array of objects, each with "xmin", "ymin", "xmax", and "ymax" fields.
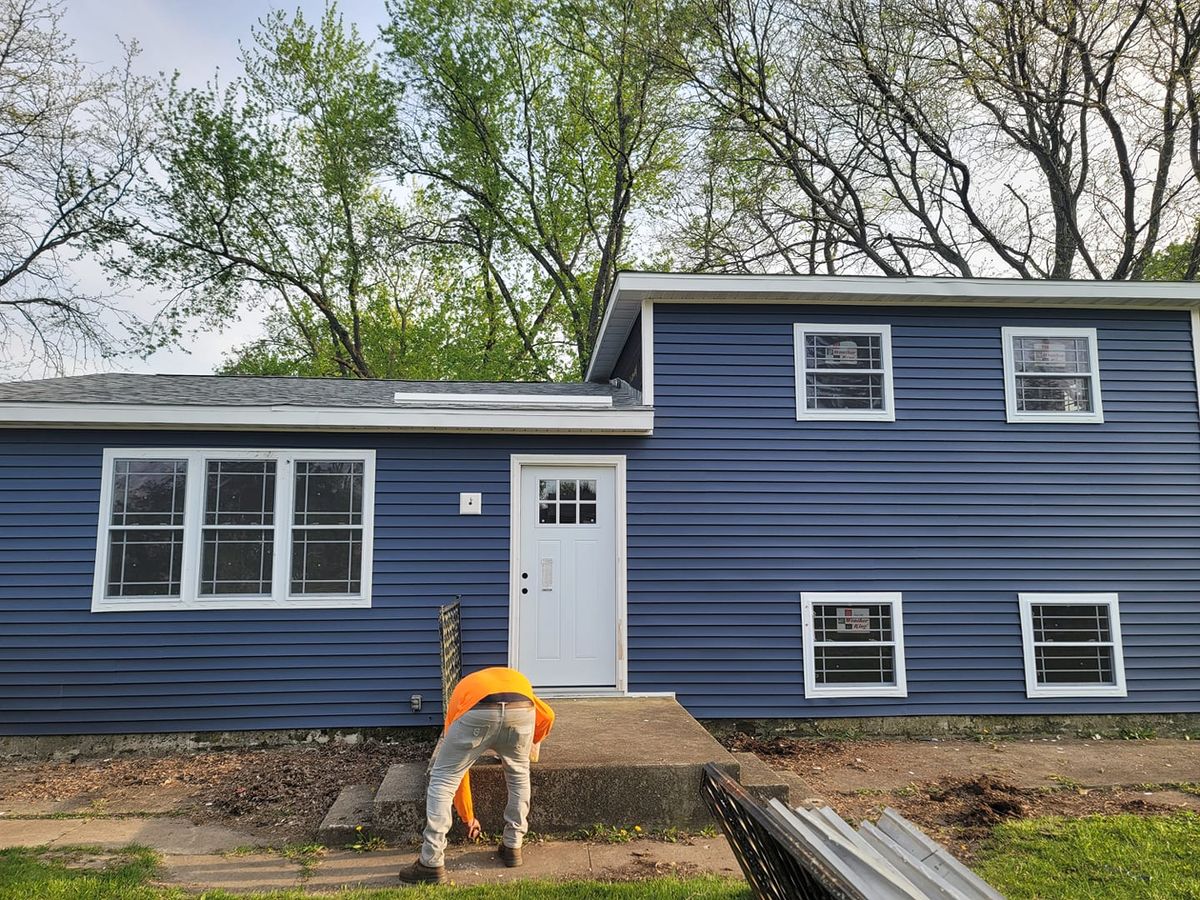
[
  {"xmin": 810, "ymin": 602, "xmax": 898, "ymax": 687},
  {"xmin": 794, "ymin": 324, "xmax": 894, "ymax": 419},
  {"xmin": 1029, "ymin": 602, "xmax": 1117, "ymax": 687},
  {"xmin": 1003, "ymin": 328, "xmax": 1102, "ymax": 420},
  {"xmin": 106, "ymin": 458, "xmax": 189, "ymax": 598},
  {"xmin": 290, "ymin": 461, "xmax": 365, "ymax": 596},
  {"xmin": 95, "ymin": 450, "xmax": 373, "ymax": 610},
  {"xmin": 199, "ymin": 459, "xmax": 276, "ymax": 596},
  {"xmin": 537, "ymin": 478, "xmax": 598, "ymax": 525}
]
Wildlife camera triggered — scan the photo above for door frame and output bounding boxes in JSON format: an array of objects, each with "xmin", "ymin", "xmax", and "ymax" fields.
[{"xmin": 508, "ymin": 454, "xmax": 628, "ymax": 696}]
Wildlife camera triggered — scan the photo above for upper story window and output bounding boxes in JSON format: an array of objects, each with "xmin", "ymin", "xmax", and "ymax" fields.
[
  {"xmin": 94, "ymin": 449, "xmax": 375, "ymax": 612},
  {"xmin": 801, "ymin": 592, "xmax": 908, "ymax": 698},
  {"xmin": 793, "ymin": 324, "xmax": 895, "ymax": 422},
  {"xmin": 1001, "ymin": 327, "xmax": 1103, "ymax": 424},
  {"xmin": 1018, "ymin": 593, "xmax": 1126, "ymax": 698}
]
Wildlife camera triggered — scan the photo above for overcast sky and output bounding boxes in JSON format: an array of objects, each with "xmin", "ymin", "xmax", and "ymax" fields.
[{"xmin": 59, "ymin": 0, "xmax": 390, "ymax": 375}]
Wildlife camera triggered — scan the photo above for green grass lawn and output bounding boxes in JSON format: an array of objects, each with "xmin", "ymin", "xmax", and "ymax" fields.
[
  {"xmin": 0, "ymin": 845, "xmax": 751, "ymax": 900},
  {"xmin": 975, "ymin": 812, "xmax": 1200, "ymax": 899}
]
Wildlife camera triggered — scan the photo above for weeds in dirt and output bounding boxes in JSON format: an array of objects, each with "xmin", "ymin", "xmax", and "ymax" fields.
[
  {"xmin": 347, "ymin": 826, "xmax": 386, "ymax": 852},
  {"xmin": 574, "ymin": 824, "xmax": 643, "ymax": 843},
  {"xmin": 1046, "ymin": 774, "xmax": 1086, "ymax": 792}
]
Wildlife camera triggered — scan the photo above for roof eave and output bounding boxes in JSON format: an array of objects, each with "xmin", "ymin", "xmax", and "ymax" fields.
[
  {"xmin": 587, "ymin": 272, "xmax": 1200, "ymax": 382},
  {"xmin": 0, "ymin": 403, "xmax": 654, "ymax": 435}
]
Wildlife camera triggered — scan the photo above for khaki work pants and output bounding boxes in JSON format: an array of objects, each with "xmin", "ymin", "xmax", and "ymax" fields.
[{"xmin": 419, "ymin": 703, "xmax": 536, "ymax": 868}]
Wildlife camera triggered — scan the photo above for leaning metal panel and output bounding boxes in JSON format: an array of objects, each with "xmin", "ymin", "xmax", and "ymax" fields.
[
  {"xmin": 439, "ymin": 597, "xmax": 463, "ymax": 701},
  {"xmin": 701, "ymin": 763, "xmax": 863, "ymax": 900}
]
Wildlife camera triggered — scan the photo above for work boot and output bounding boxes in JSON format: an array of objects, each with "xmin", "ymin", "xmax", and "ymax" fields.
[
  {"xmin": 398, "ymin": 860, "xmax": 449, "ymax": 884},
  {"xmin": 498, "ymin": 844, "xmax": 523, "ymax": 867}
]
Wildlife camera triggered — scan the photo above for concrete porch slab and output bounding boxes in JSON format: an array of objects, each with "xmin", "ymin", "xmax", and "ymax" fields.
[{"xmin": 369, "ymin": 697, "xmax": 789, "ymax": 838}]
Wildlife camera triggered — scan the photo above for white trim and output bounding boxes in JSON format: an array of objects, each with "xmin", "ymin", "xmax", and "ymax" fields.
[
  {"xmin": 508, "ymin": 454, "xmax": 628, "ymax": 694},
  {"xmin": 1001, "ymin": 326, "xmax": 1104, "ymax": 424},
  {"xmin": 392, "ymin": 391, "xmax": 613, "ymax": 407},
  {"xmin": 587, "ymin": 271, "xmax": 1200, "ymax": 382},
  {"xmin": 0, "ymin": 403, "xmax": 652, "ymax": 434},
  {"xmin": 800, "ymin": 592, "xmax": 908, "ymax": 698},
  {"xmin": 794, "ymin": 323, "xmax": 896, "ymax": 422},
  {"xmin": 640, "ymin": 299, "xmax": 655, "ymax": 407},
  {"xmin": 92, "ymin": 448, "xmax": 375, "ymax": 612},
  {"xmin": 1018, "ymin": 593, "xmax": 1127, "ymax": 698}
]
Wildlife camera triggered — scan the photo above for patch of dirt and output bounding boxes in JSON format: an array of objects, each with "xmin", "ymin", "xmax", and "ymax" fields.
[
  {"xmin": 0, "ymin": 740, "xmax": 434, "ymax": 842},
  {"xmin": 830, "ymin": 776, "xmax": 1199, "ymax": 862}
]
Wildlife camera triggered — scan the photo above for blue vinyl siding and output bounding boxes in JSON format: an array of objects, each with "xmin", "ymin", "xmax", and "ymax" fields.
[
  {"xmin": 2, "ymin": 302, "xmax": 1200, "ymax": 734},
  {"xmin": 639, "ymin": 303, "xmax": 1200, "ymax": 718},
  {"xmin": 0, "ymin": 434, "xmax": 643, "ymax": 734}
]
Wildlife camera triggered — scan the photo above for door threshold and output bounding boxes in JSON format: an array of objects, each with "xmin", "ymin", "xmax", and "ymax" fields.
[{"xmin": 536, "ymin": 687, "xmax": 624, "ymax": 699}]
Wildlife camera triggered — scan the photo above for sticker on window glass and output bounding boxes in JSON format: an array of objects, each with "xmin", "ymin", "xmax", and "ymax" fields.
[
  {"xmin": 540, "ymin": 557, "xmax": 554, "ymax": 591},
  {"xmin": 828, "ymin": 340, "xmax": 859, "ymax": 365},
  {"xmin": 838, "ymin": 607, "xmax": 870, "ymax": 632}
]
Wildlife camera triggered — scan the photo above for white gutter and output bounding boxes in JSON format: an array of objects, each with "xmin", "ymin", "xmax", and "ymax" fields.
[{"xmin": 0, "ymin": 402, "xmax": 653, "ymax": 434}]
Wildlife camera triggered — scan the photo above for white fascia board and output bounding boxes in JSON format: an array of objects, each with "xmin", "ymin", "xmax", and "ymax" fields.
[
  {"xmin": 587, "ymin": 271, "xmax": 1200, "ymax": 381},
  {"xmin": 0, "ymin": 402, "xmax": 653, "ymax": 434},
  {"xmin": 393, "ymin": 391, "xmax": 612, "ymax": 407}
]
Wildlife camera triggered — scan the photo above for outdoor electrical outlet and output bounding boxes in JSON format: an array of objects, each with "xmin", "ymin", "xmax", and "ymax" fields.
[
  {"xmin": 459, "ymin": 492, "xmax": 482, "ymax": 514},
  {"xmin": 410, "ymin": 694, "xmax": 422, "ymax": 712}
]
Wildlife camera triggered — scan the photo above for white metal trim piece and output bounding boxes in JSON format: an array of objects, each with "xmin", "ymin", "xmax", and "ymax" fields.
[
  {"xmin": 640, "ymin": 299, "xmax": 655, "ymax": 407},
  {"xmin": 793, "ymin": 323, "xmax": 896, "ymax": 422},
  {"xmin": 1000, "ymin": 326, "xmax": 1104, "ymax": 424},
  {"xmin": 800, "ymin": 592, "xmax": 908, "ymax": 699},
  {"xmin": 392, "ymin": 391, "xmax": 612, "ymax": 407},
  {"xmin": 1018, "ymin": 593, "xmax": 1128, "ymax": 698},
  {"xmin": 0, "ymin": 403, "xmax": 652, "ymax": 434},
  {"xmin": 508, "ymin": 454, "xmax": 629, "ymax": 694},
  {"xmin": 92, "ymin": 448, "xmax": 376, "ymax": 612}
]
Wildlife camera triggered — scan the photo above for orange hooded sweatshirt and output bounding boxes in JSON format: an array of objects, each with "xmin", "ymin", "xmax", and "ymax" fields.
[{"xmin": 443, "ymin": 667, "xmax": 555, "ymax": 825}]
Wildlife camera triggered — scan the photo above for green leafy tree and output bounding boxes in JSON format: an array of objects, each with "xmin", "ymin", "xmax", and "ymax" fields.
[
  {"xmin": 116, "ymin": 5, "xmax": 534, "ymax": 379},
  {"xmin": 384, "ymin": 0, "xmax": 685, "ymax": 377},
  {"xmin": 1143, "ymin": 223, "xmax": 1200, "ymax": 281}
]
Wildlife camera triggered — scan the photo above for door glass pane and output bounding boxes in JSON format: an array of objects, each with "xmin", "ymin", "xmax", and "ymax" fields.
[
  {"xmin": 559, "ymin": 479, "xmax": 577, "ymax": 501},
  {"xmin": 539, "ymin": 479, "xmax": 557, "ymax": 501},
  {"xmin": 580, "ymin": 480, "xmax": 597, "ymax": 501},
  {"xmin": 559, "ymin": 503, "xmax": 577, "ymax": 525},
  {"xmin": 538, "ymin": 502, "xmax": 556, "ymax": 524},
  {"xmin": 579, "ymin": 502, "xmax": 597, "ymax": 524}
]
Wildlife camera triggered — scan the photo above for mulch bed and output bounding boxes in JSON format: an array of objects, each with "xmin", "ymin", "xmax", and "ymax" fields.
[{"xmin": 0, "ymin": 740, "xmax": 435, "ymax": 840}]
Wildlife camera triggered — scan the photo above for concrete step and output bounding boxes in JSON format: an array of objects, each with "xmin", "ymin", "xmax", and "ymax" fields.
[
  {"xmin": 732, "ymin": 751, "xmax": 790, "ymax": 803},
  {"xmin": 315, "ymin": 783, "xmax": 379, "ymax": 846},
  {"xmin": 365, "ymin": 697, "xmax": 769, "ymax": 839}
]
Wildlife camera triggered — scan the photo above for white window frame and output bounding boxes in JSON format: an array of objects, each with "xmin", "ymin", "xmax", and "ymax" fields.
[
  {"xmin": 1001, "ymin": 326, "xmax": 1104, "ymax": 424},
  {"xmin": 92, "ymin": 448, "xmax": 375, "ymax": 612},
  {"xmin": 793, "ymin": 323, "xmax": 895, "ymax": 422},
  {"xmin": 1018, "ymin": 593, "xmax": 1127, "ymax": 698},
  {"xmin": 801, "ymin": 592, "xmax": 907, "ymax": 698}
]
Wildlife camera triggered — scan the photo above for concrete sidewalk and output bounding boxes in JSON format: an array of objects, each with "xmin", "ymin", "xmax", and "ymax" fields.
[{"xmin": 0, "ymin": 815, "xmax": 741, "ymax": 891}]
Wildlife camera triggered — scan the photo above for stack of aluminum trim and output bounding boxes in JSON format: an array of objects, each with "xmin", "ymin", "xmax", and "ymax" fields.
[{"xmin": 768, "ymin": 801, "xmax": 1004, "ymax": 900}]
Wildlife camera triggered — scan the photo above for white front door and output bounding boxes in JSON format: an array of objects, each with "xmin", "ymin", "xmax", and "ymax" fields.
[{"xmin": 516, "ymin": 464, "xmax": 619, "ymax": 689}]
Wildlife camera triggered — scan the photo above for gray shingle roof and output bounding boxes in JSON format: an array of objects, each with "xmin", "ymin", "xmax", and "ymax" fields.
[{"xmin": 0, "ymin": 374, "xmax": 643, "ymax": 408}]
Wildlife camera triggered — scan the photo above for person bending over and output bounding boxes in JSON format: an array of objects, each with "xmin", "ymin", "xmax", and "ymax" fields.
[{"xmin": 400, "ymin": 666, "xmax": 555, "ymax": 885}]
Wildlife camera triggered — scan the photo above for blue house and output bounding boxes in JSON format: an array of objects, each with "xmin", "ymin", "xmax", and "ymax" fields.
[{"xmin": 3, "ymin": 272, "xmax": 1200, "ymax": 737}]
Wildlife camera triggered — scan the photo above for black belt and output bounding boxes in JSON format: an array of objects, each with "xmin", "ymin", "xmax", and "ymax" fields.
[{"xmin": 474, "ymin": 692, "xmax": 534, "ymax": 709}]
